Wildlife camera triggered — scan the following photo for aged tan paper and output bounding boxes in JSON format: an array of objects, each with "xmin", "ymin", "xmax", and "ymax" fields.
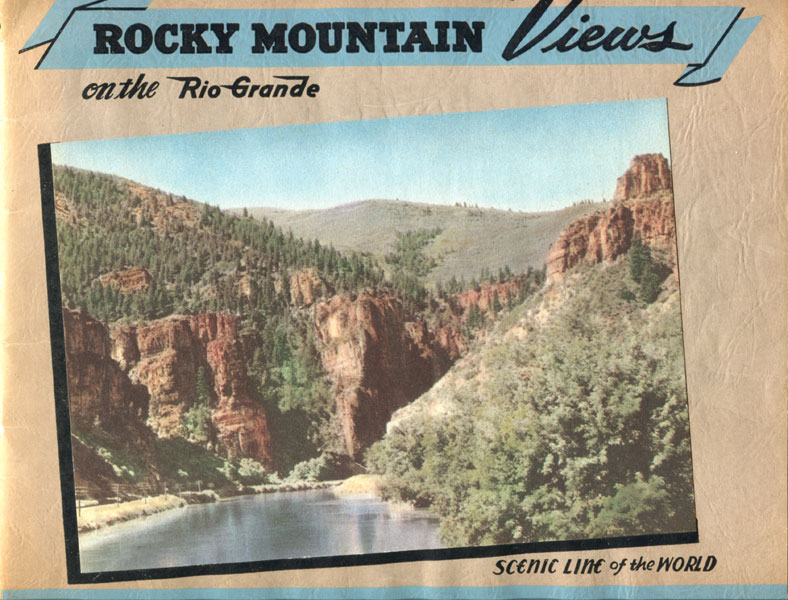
[{"xmin": 1, "ymin": 0, "xmax": 786, "ymax": 597}]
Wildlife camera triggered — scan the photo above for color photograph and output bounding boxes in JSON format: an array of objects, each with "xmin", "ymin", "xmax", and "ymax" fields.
[{"xmin": 47, "ymin": 99, "xmax": 696, "ymax": 575}]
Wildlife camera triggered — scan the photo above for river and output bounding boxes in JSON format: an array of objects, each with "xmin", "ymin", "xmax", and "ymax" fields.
[{"xmin": 78, "ymin": 488, "xmax": 444, "ymax": 573}]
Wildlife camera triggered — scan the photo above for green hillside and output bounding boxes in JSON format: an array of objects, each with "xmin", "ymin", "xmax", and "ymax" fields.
[
  {"xmin": 241, "ymin": 199, "xmax": 606, "ymax": 286},
  {"xmin": 53, "ymin": 166, "xmax": 384, "ymax": 477},
  {"xmin": 367, "ymin": 252, "xmax": 694, "ymax": 547}
]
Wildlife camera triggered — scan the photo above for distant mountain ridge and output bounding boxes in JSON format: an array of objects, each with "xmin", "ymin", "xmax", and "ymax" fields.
[{"xmin": 239, "ymin": 199, "xmax": 607, "ymax": 286}]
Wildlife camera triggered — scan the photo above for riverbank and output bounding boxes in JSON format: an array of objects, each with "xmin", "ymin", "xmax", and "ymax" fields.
[
  {"xmin": 78, "ymin": 493, "xmax": 190, "ymax": 533},
  {"xmin": 250, "ymin": 479, "xmax": 341, "ymax": 494},
  {"xmin": 78, "ymin": 480, "xmax": 343, "ymax": 533},
  {"xmin": 333, "ymin": 475, "xmax": 431, "ymax": 514}
]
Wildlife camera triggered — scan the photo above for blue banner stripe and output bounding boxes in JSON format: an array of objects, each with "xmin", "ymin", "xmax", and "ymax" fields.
[
  {"xmin": 20, "ymin": 3, "xmax": 761, "ymax": 86},
  {"xmin": 3, "ymin": 586, "xmax": 787, "ymax": 600}
]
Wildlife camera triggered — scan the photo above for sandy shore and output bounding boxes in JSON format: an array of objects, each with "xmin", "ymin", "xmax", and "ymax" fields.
[{"xmin": 332, "ymin": 474, "xmax": 385, "ymax": 497}]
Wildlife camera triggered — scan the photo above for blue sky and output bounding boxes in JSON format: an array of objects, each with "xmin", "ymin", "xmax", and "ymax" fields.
[{"xmin": 51, "ymin": 98, "xmax": 670, "ymax": 212}]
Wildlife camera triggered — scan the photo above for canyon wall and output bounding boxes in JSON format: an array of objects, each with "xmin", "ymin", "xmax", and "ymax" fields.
[
  {"xmin": 313, "ymin": 292, "xmax": 461, "ymax": 459},
  {"xmin": 62, "ymin": 309, "xmax": 157, "ymax": 492},
  {"xmin": 63, "ymin": 308, "xmax": 273, "ymax": 467},
  {"xmin": 64, "ymin": 293, "xmax": 468, "ymax": 470},
  {"xmin": 111, "ymin": 313, "xmax": 273, "ymax": 466}
]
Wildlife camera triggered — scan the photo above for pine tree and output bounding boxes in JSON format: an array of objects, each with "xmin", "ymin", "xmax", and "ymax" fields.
[
  {"xmin": 629, "ymin": 235, "xmax": 647, "ymax": 282},
  {"xmin": 492, "ymin": 291, "xmax": 502, "ymax": 315}
]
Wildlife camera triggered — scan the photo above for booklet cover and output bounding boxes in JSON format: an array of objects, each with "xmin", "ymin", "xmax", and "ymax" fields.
[{"xmin": 1, "ymin": 1, "xmax": 786, "ymax": 598}]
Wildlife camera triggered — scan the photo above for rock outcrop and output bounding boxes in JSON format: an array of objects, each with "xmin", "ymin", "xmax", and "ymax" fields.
[
  {"xmin": 313, "ymin": 292, "xmax": 460, "ymax": 459},
  {"xmin": 109, "ymin": 313, "xmax": 273, "ymax": 466},
  {"xmin": 613, "ymin": 153, "xmax": 672, "ymax": 202},
  {"xmin": 97, "ymin": 267, "xmax": 152, "ymax": 293},
  {"xmin": 54, "ymin": 192, "xmax": 77, "ymax": 224},
  {"xmin": 454, "ymin": 278, "xmax": 524, "ymax": 313},
  {"xmin": 547, "ymin": 154, "xmax": 677, "ymax": 282},
  {"xmin": 290, "ymin": 267, "xmax": 330, "ymax": 307}
]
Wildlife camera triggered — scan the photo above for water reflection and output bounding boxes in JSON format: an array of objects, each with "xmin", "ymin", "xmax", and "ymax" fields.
[{"xmin": 78, "ymin": 489, "xmax": 443, "ymax": 573}]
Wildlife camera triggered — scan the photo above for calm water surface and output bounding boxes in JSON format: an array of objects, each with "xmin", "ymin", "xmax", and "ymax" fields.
[{"xmin": 78, "ymin": 489, "xmax": 443, "ymax": 572}]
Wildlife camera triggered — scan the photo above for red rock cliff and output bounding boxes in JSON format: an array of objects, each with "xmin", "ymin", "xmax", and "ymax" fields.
[
  {"xmin": 62, "ymin": 309, "xmax": 150, "ymax": 432},
  {"xmin": 62, "ymin": 309, "xmax": 157, "ymax": 496},
  {"xmin": 110, "ymin": 313, "xmax": 273, "ymax": 466},
  {"xmin": 547, "ymin": 154, "xmax": 677, "ymax": 282},
  {"xmin": 313, "ymin": 292, "xmax": 459, "ymax": 459}
]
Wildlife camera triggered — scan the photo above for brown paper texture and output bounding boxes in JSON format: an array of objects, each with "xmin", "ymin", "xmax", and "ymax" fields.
[{"xmin": 1, "ymin": 0, "xmax": 786, "ymax": 596}]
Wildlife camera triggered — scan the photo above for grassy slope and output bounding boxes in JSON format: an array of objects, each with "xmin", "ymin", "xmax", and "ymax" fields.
[{"xmin": 241, "ymin": 199, "xmax": 607, "ymax": 285}]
